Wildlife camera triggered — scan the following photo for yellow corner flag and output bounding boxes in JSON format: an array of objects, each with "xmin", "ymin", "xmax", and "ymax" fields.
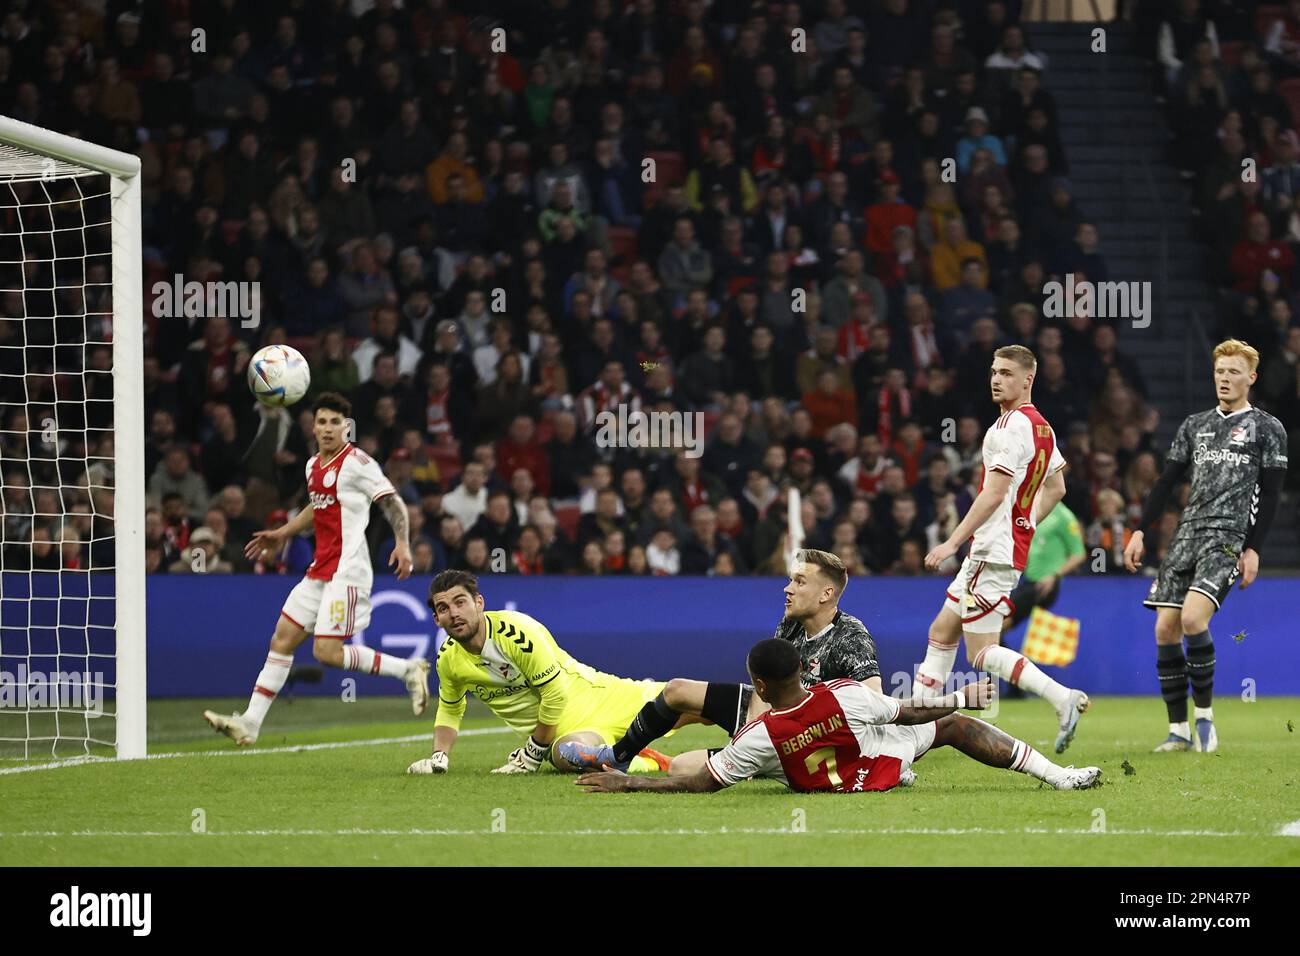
[{"xmin": 1020, "ymin": 607, "xmax": 1081, "ymax": 667}]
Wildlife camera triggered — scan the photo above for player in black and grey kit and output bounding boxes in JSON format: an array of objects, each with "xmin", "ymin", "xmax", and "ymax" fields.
[
  {"xmin": 1124, "ymin": 340, "xmax": 1288, "ymax": 754},
  {"xmin": 556, "ymin": 549, "xmax": 883, "ymax": 775}
]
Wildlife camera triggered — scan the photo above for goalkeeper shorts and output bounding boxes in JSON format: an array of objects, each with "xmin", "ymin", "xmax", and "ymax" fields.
[{"xmin": 554, "ymin": 677, "xmax": 669, "ymax": 744}]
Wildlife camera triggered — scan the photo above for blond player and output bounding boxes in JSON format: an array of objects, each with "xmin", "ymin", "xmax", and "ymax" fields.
[
  {"xmin": 1123, "ymin": 340, "xmax": 1288, "ymax": 753},
  {"xmin": 203, "ymin": 392, "xmax": 430, "ymax": 745},
  {"xmin": 407, "ymin": 570, "xmax": 669, "ymax": 775},
  {"xmin": 915, "ymin": 345, "xmax": 1091, "ymax": 753}
]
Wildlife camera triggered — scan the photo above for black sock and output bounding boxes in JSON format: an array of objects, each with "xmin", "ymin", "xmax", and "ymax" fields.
[
  {"xmin": 701, "ymin": 682, "xmax": 749, "ymax": 735},
  {"xmin": 612, "ymin": 692, "xmax": 679, "ymax": 764},
  {"xmin": 1157, "ymin": 643, "xmax": 1189, "ymax": 724},
  {"xmin": 1185, "ymin": 630, "xmax": 1215, "ymax": 709}
]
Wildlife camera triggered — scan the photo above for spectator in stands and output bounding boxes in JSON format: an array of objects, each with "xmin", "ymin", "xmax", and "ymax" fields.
[
  {"xmin": 680, "ymin": 504, "xmax": 742, "ymax": 574},
  {"xmin": 1265, "ymin": 0, "xmax": 1300, "ymax": 79},
  {"xmin": 679, "ymin": 325, "xmax": 734, "ymax": 409},
  {"xmin": 1231, "ymin": 211, "xmax": 1295, "ymax": 291},
  {"xmin": 148, "ymin": 445, "xmax": 210, "ymax": 519},
  {"xmin": 442, "ymin": 461, "xmax": 489, "ymax": 534},
  {"xmin": 658, "ymin": 216, "xmax": 714, "ymax": 302},
  {"xmin": 169, "ymin": 525, "xmax": 233, "ymax": 575},
  {"xmin": 940, "ymin": 258, "xmax": 998, "ymax": 334},
  {"xmin": 865, "ymin": 169, "xmax": 916, "ymax": 258},
  {"xmin": 822, "ymin": 249, "xmax": 888, "ymax": 328},
  {"xmin": 931, "ymin": 217, "xmax": 988, "ymax": 292},
  {"xmin": 496, "ymin": 415, "xmax": 551, "ymax": 498},
  {"xmin": 956, "ymin": 107, "xmax": 1005, "ymax": 174},
  {"xmin": 987, "ymin": 25, "xmax": 1047, "ymax": 76}
]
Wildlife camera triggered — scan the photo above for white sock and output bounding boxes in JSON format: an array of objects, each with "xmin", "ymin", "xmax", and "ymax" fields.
[
  {"xmin": 1009, "ymin": 738, "xmax": 1060, "ymax": 784},
  {"xmin": 975, "ymin": 644, "xmax": 1071, "ymax": 711},
  {"xmin": 1193, "ymin": 706, "xmax": 1213, "ymax": 721},
  {"xmin": 913, "ymin": 641, "xmax": 958, "ymax": 696},
  {"xmin": 1170, "ymin": 721, "xmax": 1190, "ymax": 739},
  {"xmin": 245, "ymin": 651, "xmax": 293, "ymax": 727},
  {"xmin": 342, "ymin": 644, "xmax": 409, "ymax": 679}
]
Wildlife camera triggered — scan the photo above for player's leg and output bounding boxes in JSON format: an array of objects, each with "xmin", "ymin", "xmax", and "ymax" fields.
[
  {"xmin": 913, "ymin": 603, "xmax": 962, "ymax": 696},
  {"xmin": 961, "ymin": 564, "xmax": 1089, "ymax": 753},
  {"xmin": 312, "ymin": 581, "xmax": 431, "ymax": 714},
  {"xmin": 550, "ymin": 730, "xmax": 670, "ymax": 773},
  {"xmin": 930, "ymin": 713, "xmax": 1100, "ymax": 790},
  {"xmin": 1153, "ymin": 606, "xmax": 1192, "ymax": 751},
  {"xmin": 204, "ymin": 582, "xmax": 317, "ymax": 745},
  {"xmin": 1181, "ymin": 590, "xmax": 1220, "ymax": 753},
  {"xmin": 997, "ymin": 578, "xmax": 1042, "ymax": 699},
  {"xmin": 557, "ymin": 677, "xmax": 732, "ymax": 771},
  {"xmin": 551, "ymin": 679, "xmax": 684, "ymax": 773}
]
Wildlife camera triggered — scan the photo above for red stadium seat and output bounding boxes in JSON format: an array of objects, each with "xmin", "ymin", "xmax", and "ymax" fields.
[
  {"xmin": 1218, "ymin": 40, "xmax": 1244, "ymax": 71},
  {"xmin": 553, "ymin": 502, "xmax": 581, "ymax": 540},
  {"xmin": 1277, "ymin": 78, "xmax": 1300, "ymax": 126},
  {"xmin": 429, "ymin": 442, "xmax": 461, "ymax": 485},
  {"xmin": 607, "ymin": 225, "xmax": 639, "ymax": 264},
  {"xmin": 1257, "ymin": 5, "xmax": 1286, "ymax": 42},
  {"xmin": 286, "ymin": 336, "xmax": 315, "ymax": 356},
  {"xmin": 647, "ymin": 150, "xmax": 685, "ymax": 187}
]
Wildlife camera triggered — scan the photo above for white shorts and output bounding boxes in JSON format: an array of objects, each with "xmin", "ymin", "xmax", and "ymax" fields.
[
  {"xmin": 281, "ymin": 577, "xmax": 372, "ymax": 640},
  {"xmin": 942, "ymin": 557, "xmax": 1020, "ymax": 634},
  {"xmin": 873, "ymin": 721, "xmax": 938, "ymax": 768}
]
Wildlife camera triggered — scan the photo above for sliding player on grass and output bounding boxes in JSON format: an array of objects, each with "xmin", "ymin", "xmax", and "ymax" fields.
[
  {"xmin": 1123, "ymin": 339, "xmax": 1288, "ymax": 753},
  {"xmin": 557, "ymin": 548, "xmax": 881, "ymax": 775},
  {"xmin": 916, "ymin": 345, "xmax": 1090, "ymax": 754},
  {"xmin": 407, "ymin": 570, "xmax": 672, "ymax": 775},
  {"xmin": 576, "ymin": 639, "xmax": 1101, "ymax": 794},
  {"xmin": 203, "ymin": 393, "xmax": 430, "ymax": 746}
]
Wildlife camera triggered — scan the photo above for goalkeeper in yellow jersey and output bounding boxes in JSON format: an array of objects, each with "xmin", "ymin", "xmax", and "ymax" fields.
[{"xmin": 406, "ymin": 570, "xmax": 673, "ymax": 775}]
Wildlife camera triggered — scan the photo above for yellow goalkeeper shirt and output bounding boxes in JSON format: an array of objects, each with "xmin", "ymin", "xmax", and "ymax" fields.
[{"xmin": 433, "ymin": 609, "xmax": 613, "ymax": 734}]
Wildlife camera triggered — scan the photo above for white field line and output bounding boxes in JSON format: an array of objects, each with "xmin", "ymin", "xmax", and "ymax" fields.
[
  {"xmin": 0, "ymin": 726, "xmax": 512, "ymax": 775},
  {"xmin": 0, "ymin": 826, "xmax": 1279, "ymax": 839},
  {"xmin": 1280, "ymin": 820, "xmax": 1300, "ymax": 836}
]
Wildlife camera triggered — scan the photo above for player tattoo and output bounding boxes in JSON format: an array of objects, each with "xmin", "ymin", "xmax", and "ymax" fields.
[{"xmin": 378, "ymin": 494, "xmax": 409, "ymax": 545}]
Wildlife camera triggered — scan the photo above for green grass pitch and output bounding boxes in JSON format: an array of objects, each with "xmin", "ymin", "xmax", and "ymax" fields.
[{"xmin": 2, "ymin": 696, "xmax": 1298, "ymax": 866}]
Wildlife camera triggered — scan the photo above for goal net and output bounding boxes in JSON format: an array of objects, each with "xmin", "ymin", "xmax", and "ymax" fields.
[{"xmin": 0, "ymin": 117, "xmax": 145, "ymax": 760}]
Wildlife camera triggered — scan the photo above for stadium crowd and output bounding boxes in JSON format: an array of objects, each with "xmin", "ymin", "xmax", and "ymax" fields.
[{"xmin": 0, "ymin": 0, "xmax": 1292, "ymax": 581}]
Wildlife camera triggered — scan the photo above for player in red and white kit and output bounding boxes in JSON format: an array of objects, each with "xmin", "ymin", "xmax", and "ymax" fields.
[
  {"xmin": 915, "ymin": 345, "xmax": 1091, "ymax": 754},
  {"xmin": 203, "ymin": 392, "xmax": 430, "ymax": 746},
  {"xmin": 576, "ymin": 639, "xmax": 1100, "ymax": 794}
]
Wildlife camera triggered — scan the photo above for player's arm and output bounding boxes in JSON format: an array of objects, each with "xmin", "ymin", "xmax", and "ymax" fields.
[
  {"xmin": 892, "ymin": 678, "xmax": 995, "ymax": 723},
  {"xmin": 1239, "ymin": 467, "xmax": 1287, "ymax": 587},
  {"xmin": 492, "ymin": 617, "xmax": 567, "ymax": 773},
  {"xmin": 1126, "ymin": 419, "xmax": 1193, "ymax": 571},
  {"xmin": 411, "ymin": 654, "xmax": 465, "ymax": 773},
  {"xmin": 1124, "ymin": 458, "xmax": 1190, "ymax": 571},
  {"xmin": 244, "ymin": 503, "xmax": 314, "ymax": 559},
  {"xmin": 375, "ymin": 493, "xmax": 413, "ymax": 580},
  {"xmin": 926, "ymin": 469, "xmax": 1012, "ymax": 569},
  {"xmin": 1033, "ymin": 466, "xmax": 1067, "ymax": 524},
  {"xmin": 576, "ymin": 765, "xmax": 724, "ymax": 793}
]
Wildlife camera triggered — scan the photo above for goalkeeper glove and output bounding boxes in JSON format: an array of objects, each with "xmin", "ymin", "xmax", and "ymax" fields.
[
  {"xmin": 407, "ymin": 751, "xmax": 449, "ymax": 775},
  {"xmin": 490, "ymin": 735, "xmax": 549, "ymax": 774}
]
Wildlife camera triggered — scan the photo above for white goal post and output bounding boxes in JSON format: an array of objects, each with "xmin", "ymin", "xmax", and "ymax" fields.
[{"xmin": 0, "ymin": 115, "xmax": 145, "ymax": 759}]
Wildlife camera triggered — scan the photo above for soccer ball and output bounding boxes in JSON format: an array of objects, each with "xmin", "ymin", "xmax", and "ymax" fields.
[{"xmin": 248, "ymin": 344, "xmax": 310, "ymax": 407}]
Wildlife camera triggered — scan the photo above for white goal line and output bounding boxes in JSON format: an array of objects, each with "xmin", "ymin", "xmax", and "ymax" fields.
[
  {"xmin": 0, "ymin": 726, "xmax": 513, "ymax": 776},
  {"xmin": 0, "ymin": 825, "xmax": 1288, "ymax": 839}
]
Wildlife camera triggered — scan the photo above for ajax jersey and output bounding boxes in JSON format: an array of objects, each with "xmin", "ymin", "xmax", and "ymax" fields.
[
  {"xmin": 971, "ymin": 403, "xmax": 1066, "ymax": 570},
  {"xmin": 304, "ymin": 444, "xmax": 396, "ymax": 587}
]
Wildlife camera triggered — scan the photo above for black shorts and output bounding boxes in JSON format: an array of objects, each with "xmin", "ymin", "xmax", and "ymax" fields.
[
  {"xmin": 1143, "ymin": 532, "xmax": 1243, "ymax": 611},
  {"xmin": 1006, "ymin": 576, "xmax": 1061, "ymax": 629}
]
